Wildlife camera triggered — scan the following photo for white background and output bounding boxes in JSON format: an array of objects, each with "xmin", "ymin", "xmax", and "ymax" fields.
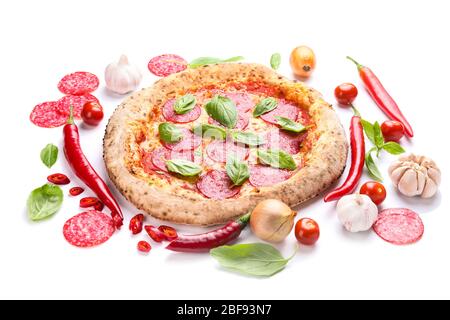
[{"xmin": 0, "ymin": 0, "xmax": 449, "ymax": 300}]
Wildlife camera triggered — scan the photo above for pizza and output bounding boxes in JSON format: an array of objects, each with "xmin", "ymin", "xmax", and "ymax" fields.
[{"xmin": 104, "ymin": 63, "xmax": 348, "ymax": 225}]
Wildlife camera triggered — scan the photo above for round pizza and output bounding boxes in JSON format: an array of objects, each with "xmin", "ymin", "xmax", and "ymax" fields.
[{"xmin": 104, "ymin": 63, "xmax": 348, "ymax": 225}]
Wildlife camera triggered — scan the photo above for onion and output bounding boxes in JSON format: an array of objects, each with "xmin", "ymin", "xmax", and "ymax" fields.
[
  {"xmin": 250, "ymin": 199, "xmax": 297, "ymax": 243},
  {"xmin": 289, "ymin": 45, "xmax": 316, "ymax": 78}
]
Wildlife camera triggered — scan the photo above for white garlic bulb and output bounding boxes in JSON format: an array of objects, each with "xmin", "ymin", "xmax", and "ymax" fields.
[
  {"xmin": 336, "ymin": 194, "xmax": 379, "ymax": 232},
  {"xmin": 389, "ymin": 154, "xmax": 441, "ymax": 198},
  {"xmin": 105, "ymin": 55, "xmax": 142, "ymax": 94}
]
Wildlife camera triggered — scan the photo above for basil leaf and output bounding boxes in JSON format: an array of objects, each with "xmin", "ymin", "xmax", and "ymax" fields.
[
  {"xmin": 27, "ymin": 184, "xmax": 63, "ymax": 221},
  {"xmin": 192, "ymin": 124, "xmax": 227, "ymax": 140},
  {"xmin": 361, "ymin": 119, "xmax": 376, "ymax": 146},
  {"xmin": 166, "ymin": 159, "xmax": 202, "ymax": 176},
  {"xmin": 365, "ymin": 150, "xmax": 383, "ymax": 181},
  {"xmin": 205, "ymin": 95, "xmax": 237, "ymax": 128},
  {"xmin": 231, "ymin": 131, "xmax": 265, "ymax": 147},
  {"xmin": 270, "ymin": 53, "xmax": 281, "ymax": 70},
  {"xmin": 275, "ymin": 116, "xmax": 306, "ymax": 133},
  {"xmin": 253, "ymin": 97, "xmax": 278, "ymax": 117},
  {"xmin": 158, "ymin": 123, "xmax": 183, "ymax": 143},
  {"xmin": 226, "ymin": 157, "xmax": 250, "ymax": 186},
  {"xmin": 40, "ymin": 143, "xmax": 58, "ymax": 168},
  {"xmin": 188, "ymin": 56, "xmax": 244, "ymax": 69},
  {"xmin": 382, "ymin": 142, "xmax": 405, "ymax": 155},
  {"xmin": 210, "ymin": 243, "xmax": 293, "ymax": 277},
  {"xmin": 373, "ymin": 121, "xmax": 384, "ymax": 149},
  {"xmin": 174, "ymin": 94, "xmax": 196, "ymax": 115},
  {"xmin": 257, "ymin": 149, "xmax": 297, "ymax": 170}
]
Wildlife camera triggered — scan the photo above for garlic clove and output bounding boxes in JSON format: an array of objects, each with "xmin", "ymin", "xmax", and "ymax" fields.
[
  {"xmin": 390, "ymin": 166, "xmax": 409, "ymax": 187},
  {"xmin": 398, "ymin": 169, "xmax": 420, "ymax": 197},
  {"xmin": 388, "ymin": 161, "xmax": 402, "ymax": 176},
  {"xmin": 428, "ymin": 167, "xmax": 441, "ymax": 185},
  {"xmin": 416, "ymin": 170, "xmax": 426, "ymax": 195},
  {"xmin": 422, "ymin": 178, "xmax": 438, "ymax": 198}
]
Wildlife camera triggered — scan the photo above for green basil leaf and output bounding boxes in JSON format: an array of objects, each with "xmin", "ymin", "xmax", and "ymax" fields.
[
  {"xmin": 166, "ymin": 159, "xmax": 202, "ymax": 176},
  {"xmin": 205, "ymin": 95, "xmax": 237, "ymax": 128},
  {"xmin": 192, "ymin": 124, "xmax": 227, "ymax": 140},
  {"xmin": 373, "ymin": 121, "xmax": 384, "ymax": 149},
  {"xmin": 361, "ymin": 119, "xmax": 376, "ymax": 146},
  {"xmin": 365, "ymin": 150, "xmax": 383, "ymax": 181},
  {"xmin": 40, "ymin": 143, "xmax": 58, "ymax": 168},
  {"xmin": 210, "ymin": 243, "xmax": 293, "ymax": 277},
  {"xmin": 188, "ymin": 56, "xmax": 244, "ymax": 69},
  {"xmin": 226, "ymin": 157, "xmax": 250, "ymax": 186},
  {"xmin": 158, "ymin": 123, "xmax": 183, "ymax": 143},
  {"xmin": 275, "ymin": 116, "xmax": 306, "ymax": 133},
  {"xmin": 257, "ymin": 149, "xmax": 297, "ymax": 170},
  {"xmin": 253, "ymin": 97, "xmax": 278, "ymax": 117},
  {"xmin": 174, "ymin": 94, "xmax": 196, "ymax": 115},
  {"xmin": 382, "ymin": 142, "xmax": 405, "ymax": 155},
  {"xmin": 231, "ymin": 131, "xmax": 265, "ymax": 147},
  {"xmin": 27, "ymin": 184, "xmax": 63, "ymax": 221},
  {"xmin": 270, "ymin": 53, "xmax": 281, "ymax": 70}
]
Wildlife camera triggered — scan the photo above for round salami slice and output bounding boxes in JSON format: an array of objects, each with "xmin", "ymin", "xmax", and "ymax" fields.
[
  {"xmin": 162, "ymin": 99, "xmax": 201, "ymax": 123},
  {"xmin": 57, "ymin": 94, "xmax": 99, "ymax": 119},
  {"xmin": 148, "ymin": 54, "xmax": 187, "ymax": 77},
  {"xmin": 151, "ymin": 147, "xmax": 197, "ymax": 172},
  {"xmin": 197, "ymin": 170, "xmax": 240, "ymax": 200},
  {"xmin": 373, "ymin": 208, "xmax": 424, "ymax": 245},
  {"xmin": 249, "ymin": 165, "xmax": 292, "ymax": 187},
  {"xmin": 57, "ymin": 71, "xmax": 99, "ymax": 95},
  {"xmin": 260, "ymin": 99, "xmax": 299, "ymax": 124},
  {"xmin": 161, "ymin": 128, "xmax": 201, "ymax": 151},
  {"xmin": 206, "ymin": 140, "xmax": 249, "ymax": 163},
  {"xmin": 265, "ymin": 129, "xmax": 306, "ymax": 154},
  {"xmin": 30, "ymin": 101, "xmax": 67, "ymax": 128},
  {"xmin": 208, "ymin": 111, "xmax": 250, "ymax": 130},
  {"xmin": 224, "ymin": 92, "xmax": 254, "ymax": 112},
  {"xmin": 63, "ymin": 210, "xmax": 115, "ymax": 248},
  {"xmin": 141, "ymin": 152, "xmax": 159, "ymax": 173}
]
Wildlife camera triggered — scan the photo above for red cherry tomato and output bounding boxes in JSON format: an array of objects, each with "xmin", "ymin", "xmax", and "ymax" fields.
[
  {"xmin": 381, "ymin": 120, "xmax": 405, "ymax": 142},
  {"xmin": 360, "ymin": 181, "xmax": 386, "ymax": 205},
  {"xmin": 334, "ymin": 83, "xmax": 358, "ymax": 106},
  {"xmin": 81, "ymin": 101, "xmax": 104, "ymax": 126},
  {"xmin": 295, "ymin": 218, "xmax": 320, "ymax": 245}
]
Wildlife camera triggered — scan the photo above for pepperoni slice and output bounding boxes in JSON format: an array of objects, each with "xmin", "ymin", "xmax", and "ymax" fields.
[
  {"xmin": 151, "ymin": 147, "xmax": 197, "ymax": 172},
  {"xmin": 63, "ymin": 210, "xmax": 115, "ymax": 248},
  {"xmin": 265, "ymin": 129, "xmax": 306, "ymax": 154},
  {"xmin": 148, "ymin": 54, "xmax": 187, "ymax": 77},
  {"xmin": 141, "ymin": 152, "xmax": 159, "ymax": 172},
  {"xmin": 373, "ymin": 208, "xmax": 424, "ymax": 245},
  {"xmin": 208, "ymin": 111, "xmax": 250, "ymax": 130},
  {"xmin": 206, "ymin": 140, "xmax": 249, "ymax": 163},
  {"xmin": 224, "ymin": 92, "xmax": 254, "ymax": 112},
  {"xmin": 57, "ymin": 71, "xmax": 99, "ymax": 95},
  {"xmin": 161, "ymin": 128, "xmax": 201, "ymax": 151},
  {"xmin": 30, "ymin": 101, "xmax": 67, "ymax": 128},
  {"xmin": 197, "ymin": 170, "xmax": 240, "ymax": 200},
  {"xmin": 249, "ymin": 165, "xmax": 292, "ymax": 187},
  {"xmin": 260, "ymin": 99, "xmax": 299, "ymax": 124},
  {"xmin": 162, "ymin": 99, "xmax": 201, "ymax": 123},
  {"xmin": 57, "ymin": 94, "xmax": 99, "ymax": 119}
]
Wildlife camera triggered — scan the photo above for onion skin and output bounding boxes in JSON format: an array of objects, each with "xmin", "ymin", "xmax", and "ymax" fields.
[
  {"xmin": 290, "ymin": 46, "xmax": 316, "ymax": 78},
  {"xmin": 250, "ymin": 199, "xmax": 297, "ymax": 243}
]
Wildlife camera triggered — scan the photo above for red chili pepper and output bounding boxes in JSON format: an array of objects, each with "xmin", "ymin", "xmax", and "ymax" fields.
[
  {"xmin": 47, "ymin": 173, "xmax": 70, "ymax": 185},
  {"xmin": 129, "ymin": 214, "xmax": 145, "ymax": 235},
  {"xmin": 347, "ymin": 56, "xmax": 413, "ymax": 137},
  {"xmin": 79, "ymin": 197, "xmax": 100, "ymax": 208},
  {"xmin": 69, "ymin": 187, "xmax": 84, "ymax": 196},
  {"xmin": 145, "ymin": 225, "xmax": 165, "ymax": 243},
  {"xmin": 63, "ymin": 107, "xmax": 123, "ymax": 228},
  {"xmin": 166, "ymin": 213, "xmax": 250, "ymax": 253},
  {"xmin": 158, "ymin": 225, "xmax": 178, "ymax": 241},
  {"xmin": 324, "ymin": 115, "xmax": 365, "ymax": 202},
  {"xmin": 93, "ymin": 201, "xmax": 104, "ymax": 211},
  {"xmin": 137, "ymin": 241, "xmax": 152, "ymax": 253}
]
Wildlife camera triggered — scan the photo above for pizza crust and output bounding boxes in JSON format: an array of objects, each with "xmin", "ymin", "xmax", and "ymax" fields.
[{"xmin": 104, "ymin": 63, "xmax": 348, "ymax": 225}]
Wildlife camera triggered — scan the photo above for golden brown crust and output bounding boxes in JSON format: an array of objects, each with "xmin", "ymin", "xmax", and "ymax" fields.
[{"xmin": 104, "ymin": 63, "xmax": 348, "ymax": 225}]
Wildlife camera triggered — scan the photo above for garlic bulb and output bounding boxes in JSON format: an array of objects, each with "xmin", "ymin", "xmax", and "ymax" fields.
[
  {"xmin": 105, "ymin": 55, "xmax": 142, "ymax": 94},
  {"xmin": 336, "ymin": 194, "xmax": 378, "ymax": 232},
  {"xmin": 389, "ymin": 154, "xmax": 441, "ymax": 198}
]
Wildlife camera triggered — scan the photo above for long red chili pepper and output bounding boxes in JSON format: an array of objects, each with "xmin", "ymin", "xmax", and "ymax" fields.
[
  {"xmin": 166, "ymin": 213, "xmax": 251, "ymax": 253},
  {"xmin": 347, "ymin": 56, "xmax": 413, "ymax": 137},
  {"xmin": 324, "ymin": 114, "xmax": 365, "ymax": 202},
  {"xmin": 63, "ymin": 107, "xmax": 124, "ymax": 228}
]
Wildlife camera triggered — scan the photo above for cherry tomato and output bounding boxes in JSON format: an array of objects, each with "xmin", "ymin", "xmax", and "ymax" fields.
[
  {"xmin": 360, "ymin": 181, "xmax": 386, "ymax": 205},
  {"xmin": 289, "ymin": 46, "xmax": 316, "ymax": 78},
  {"xmin": 295, "ymin": 218, "xmax": 320, "ymax": 245},
  {"xmin": 334, "ymin": 83, "xmax": 358, "ymax": 106},
  {"xmin": 81, "ymin": 101, "xmax": 104, "ymax": 126},
  {"xmin": 381, "ymin": 120, "xmax": 405, "ymax": 142}
]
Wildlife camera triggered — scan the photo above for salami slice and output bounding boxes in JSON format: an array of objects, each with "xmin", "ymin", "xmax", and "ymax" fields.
[
  {"xmin": 224, "ymin": 92, "xmax": 254, "ymax": 112},
  {"xmin": 30, "ymin": 101, "xmax": 67, "ymax": 128},
  {"xmin": 249, "ymin": 165, "xmax": 292, "ymax": 187},
  {"xmin": 206, "ymin": 140, "xmax": 249, "ymax": 163},
  {"xmin": 151, "ymin": 147, "xmax": 197, "ymax": 172},
  {"xmin": 162, "ymin": 99, "xmax": 201, "ymax": 123},
  {"xmin": 373, "ymin": 208, "xmax": 424, "ymax": 245},
  {"xmin": 148, "ymin": 54, "xmax": 187, "ymax": 77},
  {"xmin": 161, "ymin": 128, "xmax": 201, "ymax": 151},
  {"xmin": 141, "ymin": 152, "xmax": 159, "ymax": 173},
  {"xmin": 208, "ymin": 111, "xmax": 250, "ymax": 130},
  {"xmin": 57, "ymin": 71, "xmax": 100, "ymax": 95},
  {"xmin": 260, "ymin": 99, "xmax": 299, "ymax": 124},
  {"xmin": 265, "ymin": 129, "xmax": 306, "ymax": 154},
  {"xmin": 197, "ymin": 170, "xmax": 240, "ymax": 200},
  {"xmin": 63, "ymin": 210, "xmax": 115, "ymax": 248},
  {"xmin": 57, "ymin": 94, "xmax": 99, "ymax": 119}
]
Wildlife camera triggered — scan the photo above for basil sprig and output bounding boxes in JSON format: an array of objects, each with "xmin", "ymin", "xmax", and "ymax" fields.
[
  {"xmin": 174, "ymin": 94, "xmax": 196, "ymax": 115},
  {"xmin": 205, "ymin": 95, "xmax": 237, "ymax": 128},
  {"xmin": 188, "ymin": 56, "xmax": 244, "ymax": 69},
  {"xmin": 158, "ymin": 123, "xmax": 183, "ymax": 143},
  {"xmin": 27, "ymin": 184, "xmax": 63, "ymax": 221},
  {"xmin": 231, "ymin": 131, "xmax": 265, "ymax": 147},
  {"xmin": 166, "ymin": 159, "xmax": 202, "ymax": 176},
  {"xmin": 275, "ymin": 116, "xmax": 306, "ymax": 133},
  {"xmin": 253, "ymin": 97, "xmax": 278, "ymax": 117},
  {"xmin": 40, "ymin": 143, "xmax": 58, "ymax": 168},
  {"xmin": 270, "ymin": 53, "xmax": 281, "ymax": 70},
  {"xmin": 257, "ymin": 149, "xmax": 296, "ymax": 170},
  {"xmin": 192, "ymin": 124, "xmax": 227, "ymax": 140},
  {"xmin": 226, "ymin": 157, "xmax": 250, "ymax": 186}
]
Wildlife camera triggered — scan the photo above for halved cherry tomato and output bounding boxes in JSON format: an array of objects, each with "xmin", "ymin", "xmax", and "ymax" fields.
[
  {"xmin": 360, "ymin": 181, "xmax": 386, "ymax": 205},
  {"xmin": 295, "ymin": 218, "xmax": 320, "ymax": 245},
  {"xmin": 334, "ymin": 83, "xmax": 358, "ymax": 106},
  {"xmin": 129, "ymin": 214, "xmax": 145, "ymax": 235},
  {"xmin": 81, "ymin": 101, "xmax": 104, "ymax": 126},
  {"xmin": 381, "ymin": 120, "xmax": 405, "ymax": 142},
  {"xmin": 47, "ymin": 173, "xmax": 70, "ymax": 185},
  {"xmin": 145, "ymin": 225, "xmax": 165, "ymax": 242},
  {"xmin": 79, "ymin": 197, "xmax": 100, "ymax": 208},
  {"xmin": 158, "ymin": 225, "xmax": 178, "ymax": 240}
]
